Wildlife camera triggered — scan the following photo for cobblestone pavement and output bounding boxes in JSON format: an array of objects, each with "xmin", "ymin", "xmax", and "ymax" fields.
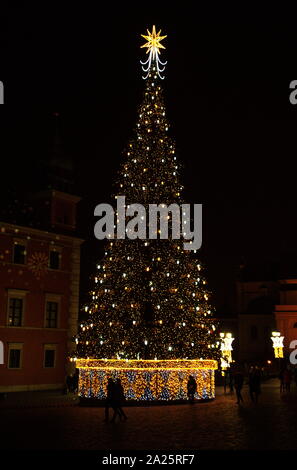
[
  {"xmin": 0, "ymin": 379, "xmax": 296, "ymax": 450},
  {"xmin": 0, "ymin": 390, "xmax": 79, "ymax": 409}
]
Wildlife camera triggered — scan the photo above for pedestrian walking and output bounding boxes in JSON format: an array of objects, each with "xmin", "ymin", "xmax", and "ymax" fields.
[
  {"xmin": 279, "ymin": 369, "xmax": 285, "ymax": 393},
  {"xmin": 249, "ymin": 367, "xmax": 261, "ymax": 404},
  {"xmin": 104, "ymin": 378, "xmax": 120, "ymax": 423},
  {"xmin": 284, "ymin": 368, "xmax": 292, "ymax": 392},
  {"xmin": 114, "ymin": 378, "xmax": 127, "ymax": 421},
  {"xmin": 229, "ymin": 369, "xmax": 234, "ymax": 393},
  {"xmin": 223, "ymin": 372, "xmax": 228, "ymax": 394},
  {"xmin": 234, "ymin": 371, "xmax": 244, "ymax": 404},
  {"xmin": 65, "ymin": 374, "xmax": 73, "ymax": 394},
  {"xmin": 187, "ymin": 375, "xmax": 197, "ymax": 403},
  {"xmin": 294, "ymin": 367, "xmax": 297, "ymax": 387},
  {"xmin": 72, "ymin": 369, "xmax": 79, "ymax": 393}
]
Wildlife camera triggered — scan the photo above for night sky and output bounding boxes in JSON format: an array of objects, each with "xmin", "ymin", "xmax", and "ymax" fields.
[{"xmin": 1, "ymin": 4, "xmax": 297, "ymax": 314}]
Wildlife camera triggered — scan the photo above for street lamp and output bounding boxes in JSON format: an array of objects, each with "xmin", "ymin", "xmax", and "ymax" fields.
[
  {"xmin": 220, "ymin": 332, "xmax": 234, "ymax": 370},
  {"xmin": 271, "ymin": 331, "xmax": 284, "ymax": 359}
]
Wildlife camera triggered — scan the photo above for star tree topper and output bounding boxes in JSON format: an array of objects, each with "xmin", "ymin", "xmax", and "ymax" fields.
[
  {"xmin": 140, "ymin": 25, "xmax": 167, "ymax": 79},
  {"xmin": 141, "ymin": 25, "xmax": 167, "ymax": 57}
]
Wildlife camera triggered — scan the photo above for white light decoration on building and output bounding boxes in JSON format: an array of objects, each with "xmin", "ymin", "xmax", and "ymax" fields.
[
  {"xmin": 271, "ymin": 331, "xmax": 284, "ymax": 358},
  {"xmin": 220, "ymin": 332, "xmax": 234, "ymax": 370},
  {"xmin": 140, "ymin": 25, "xmax": 167, "ymax": 79}
]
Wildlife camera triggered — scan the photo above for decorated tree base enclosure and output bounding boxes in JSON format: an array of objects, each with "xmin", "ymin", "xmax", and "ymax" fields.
[{"xmin": 77, "ymin": 359, "xmax": 217, "ymax": 401}]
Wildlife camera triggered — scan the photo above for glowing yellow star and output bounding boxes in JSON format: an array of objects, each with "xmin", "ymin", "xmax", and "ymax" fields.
[{"xmin": 141, "ymin": 25, "xmax": 167, "ymax": 55}]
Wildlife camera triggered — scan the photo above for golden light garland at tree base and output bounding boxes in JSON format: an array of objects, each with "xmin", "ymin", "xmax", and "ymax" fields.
[{"xmin": 76, "ymin": 359, "xmax": 218, "ymax": 401}]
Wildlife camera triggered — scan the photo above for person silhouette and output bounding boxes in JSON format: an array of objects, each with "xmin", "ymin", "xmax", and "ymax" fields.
[
  {"xmin": 73, "ymin": 369, "xmax": 79, "ymax": 393},
  {"xmin": 104, "ymin": 378, "xmax": 119, "ymax": 423},
  {"xmin": 249, "ymin": 366, "xmax": 261, "ymax": 403},
  {"xmin": 234, "ymin": 371, "xmax": 244, "ymax": 404},
  {"xmin": 279, "ymin": 369, "xmax": 285, "ymax": 393},
  {"xmin": 114, "ymin": 378, "xmax": 127, "ymax": 421},
  {"xmin": 187, "ymin": 375, "xmax": 197, "ymax": 403},
  {"xmin": 284, "ymin": 368, "xmax": 292, "ymax": 392},
  {"xmin": 229, "ymin": 369, "xmax": 234, "ymax": 393}
]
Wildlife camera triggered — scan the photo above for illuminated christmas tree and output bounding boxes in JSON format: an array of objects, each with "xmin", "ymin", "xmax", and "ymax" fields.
[{"xmin": 75, "ymin": 27, "xmax": 219, "ymax": 401}]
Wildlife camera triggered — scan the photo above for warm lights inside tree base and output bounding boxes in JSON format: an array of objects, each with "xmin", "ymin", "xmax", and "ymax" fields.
[{"xmin": 76, "ymin": 359, "xmax": 217, "ymax": 402}]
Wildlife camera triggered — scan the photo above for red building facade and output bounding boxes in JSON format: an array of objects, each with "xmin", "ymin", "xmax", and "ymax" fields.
[{"xmin": 0, "ymin": 190, "xmax": 83, "ymax": 392}]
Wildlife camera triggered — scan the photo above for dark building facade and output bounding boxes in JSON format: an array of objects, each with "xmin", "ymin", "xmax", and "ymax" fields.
[
  {"xmin": 0, "ymin": 114, "xmax": 83, "ymax": 392},
  {"xmin": 0, "ymin": 190, "xmax": 83, "ymax": 392}
]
